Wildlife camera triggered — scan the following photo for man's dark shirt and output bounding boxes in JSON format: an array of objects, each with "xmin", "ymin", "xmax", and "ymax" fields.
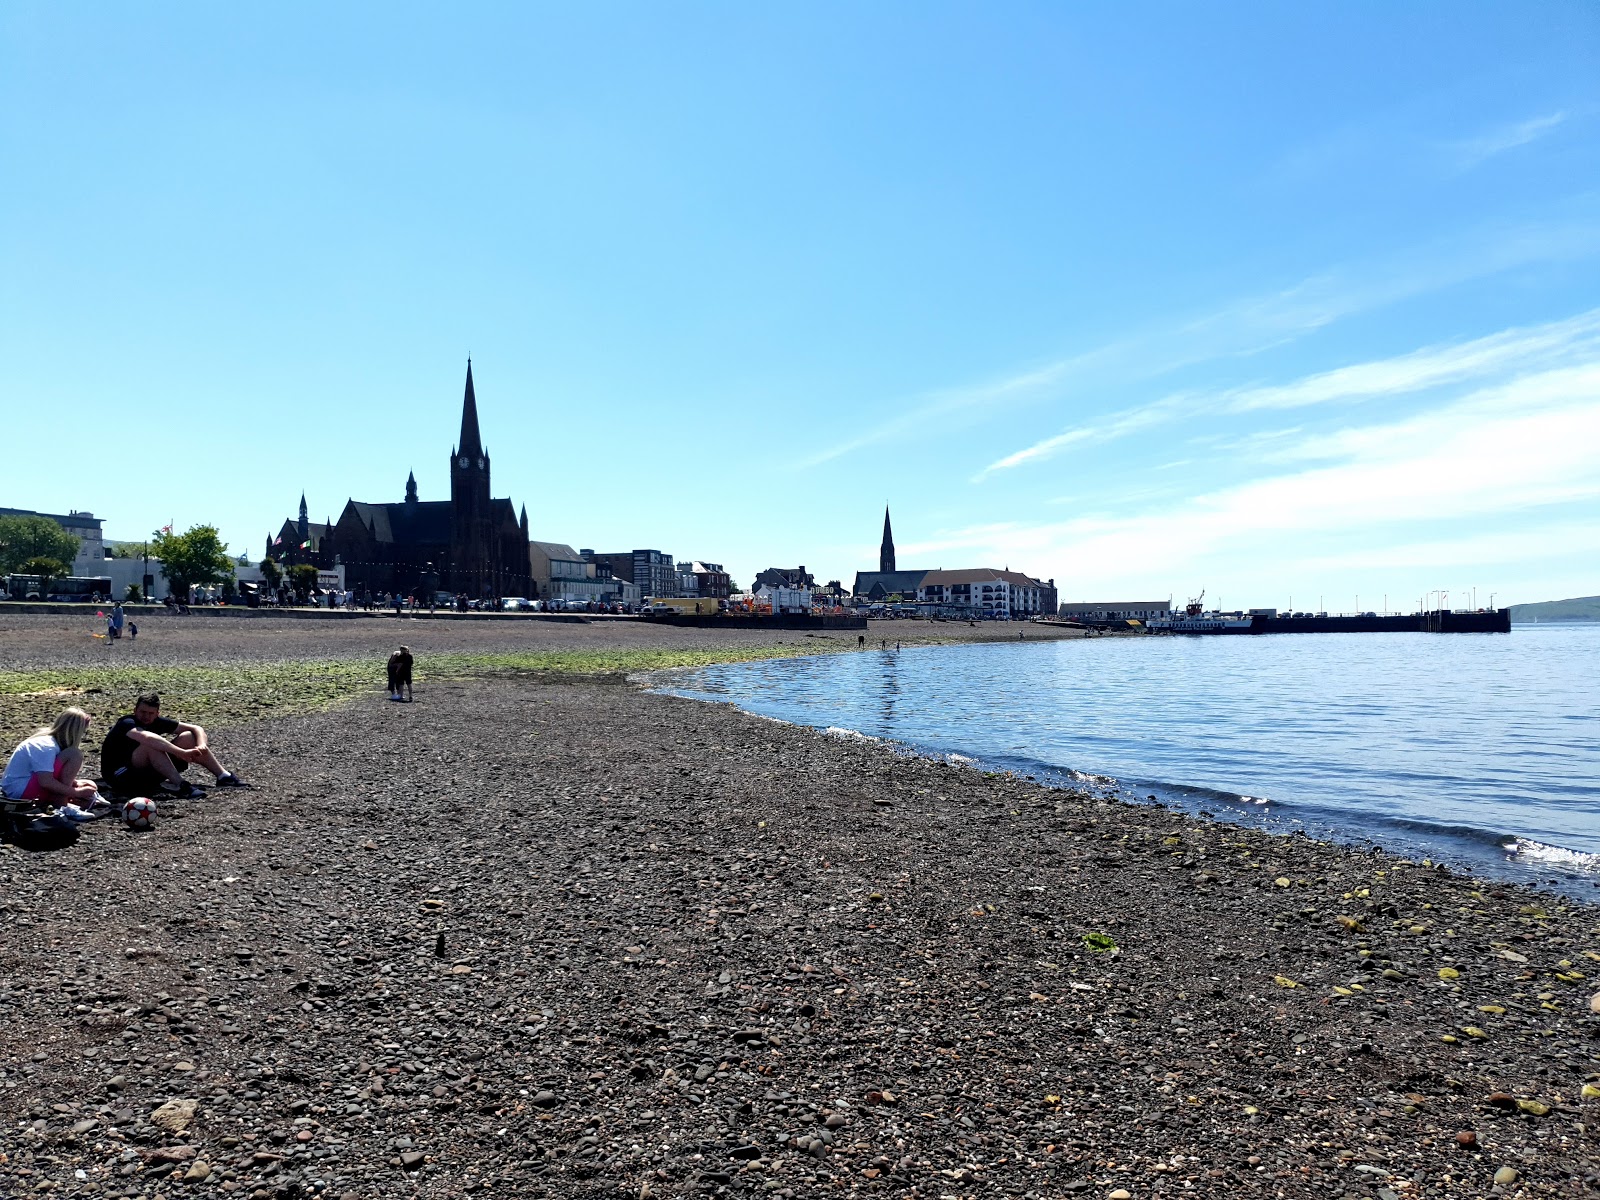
[{"xmin": 101, "ymin": 714, "xmax": 179, "ymax": 775}]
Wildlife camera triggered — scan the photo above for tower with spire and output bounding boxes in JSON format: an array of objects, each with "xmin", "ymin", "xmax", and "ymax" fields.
[
  {"xmin": 879, "ymin": 505, "xmax": 896, "ymax": 574},
  {"xmin": 450, "ymin": 359, "xmax": 495, "ymax": 598},
  {"xmin": 298, "ymin": 493, "xmax": 309, "ymax": 545}
]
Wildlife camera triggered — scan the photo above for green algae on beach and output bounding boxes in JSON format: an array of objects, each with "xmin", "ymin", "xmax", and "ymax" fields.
[{"xmin": 0, "ymin": 642, "xmax": 841, "ymax": 743}]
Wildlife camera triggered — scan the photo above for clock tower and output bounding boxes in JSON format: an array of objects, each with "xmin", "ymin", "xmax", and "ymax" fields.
[{"xmin": 449, "ymin": 359, "xmax": 493, "ymax": 597}]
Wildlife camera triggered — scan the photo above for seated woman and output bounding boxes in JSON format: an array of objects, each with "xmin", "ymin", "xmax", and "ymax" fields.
[{"xmin": 1, "ymin": 708, "xmax": 105, "ymax": 818}]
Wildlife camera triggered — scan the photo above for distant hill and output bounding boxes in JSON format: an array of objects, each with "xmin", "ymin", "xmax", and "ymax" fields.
[{"xmin": 1509, "ymin": 595, "xmax": 1600, "ymax": 623}]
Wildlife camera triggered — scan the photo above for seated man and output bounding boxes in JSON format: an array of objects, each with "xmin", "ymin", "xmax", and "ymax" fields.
[{"xmin": 101, "ymin": 693, "xmax": 245, "ymax": 798}]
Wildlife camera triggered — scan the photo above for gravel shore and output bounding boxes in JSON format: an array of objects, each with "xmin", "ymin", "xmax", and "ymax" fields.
[{"xmin": 1, "ymin": 616, "xmax": 1596, "ymax": 1199}]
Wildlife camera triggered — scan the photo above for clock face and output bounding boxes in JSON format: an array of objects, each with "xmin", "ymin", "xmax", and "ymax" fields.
[
  {"xmin": 476, "ymin": 457, "xmax": 485, "ymax": 469},
  {"xmin": 459, "ymin": 456, "xmax": 469, "ymax": 468}
]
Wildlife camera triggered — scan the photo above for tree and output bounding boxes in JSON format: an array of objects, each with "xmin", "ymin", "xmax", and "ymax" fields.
[
  {"xmin": 0, "ymin": 515, "xmax": 79, "ymax": 574},
  {"xmin": 287, "ymin": 563, "xmax": 319, "ymax": 601},
  {"xmin": 259, "ymin": 557, "xmax": 283, "ymax": 589},
  {"xmin": 153, "ymin": 525, "xmax": 234, "ymax": 598},
  {"xmin": 19, "ymin": 556, "xmax": 69, "ymax": 597},
  {"xmin": 126, "ymin": 583, "xmax": 142, "ymax": 602}
]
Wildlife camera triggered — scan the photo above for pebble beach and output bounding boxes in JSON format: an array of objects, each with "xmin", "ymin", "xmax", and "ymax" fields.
[{"xmin": 1, "ymin": 613, "xmax": 1596, "ymax": 1199}]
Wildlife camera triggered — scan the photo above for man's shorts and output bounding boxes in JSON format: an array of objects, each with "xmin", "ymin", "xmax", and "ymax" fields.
[{"xmin": 107, "ymin": 761, "xmax": 187, "ymax": 797}]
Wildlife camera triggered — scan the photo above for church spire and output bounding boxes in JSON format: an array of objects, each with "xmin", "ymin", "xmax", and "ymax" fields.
[
  {"xmin": 298, "ymin": 493, "xmax": 309, "ymax": 543},
  {"xmin": 405, "ymin": 470, "xmax": 418, "ymax": 504},
  {"xmin": 458, "ymin": 359, "xmax": 484, "ymax": 459},
  {"xmin": 519, "ymin": 503, "xmax": 529, "ymax": 538},
  {"xmin": 879, "ymin": 505, "xmax": 896, "ymax": 574}
]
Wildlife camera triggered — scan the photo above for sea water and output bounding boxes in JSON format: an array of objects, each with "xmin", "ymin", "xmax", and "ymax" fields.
[{"xmin": 660, "ymin": 624, "xmax": 1600, "ymax": 898}]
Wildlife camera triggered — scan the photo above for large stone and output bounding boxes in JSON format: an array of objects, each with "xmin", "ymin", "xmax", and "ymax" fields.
[{"xmin": 150, "ymin": 1098, "xmax": 198, "ymax": 1134}]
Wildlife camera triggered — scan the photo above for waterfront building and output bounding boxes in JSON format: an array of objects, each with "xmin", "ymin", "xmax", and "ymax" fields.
[
  {"xmin": 849, "ymin": 508, "xmax": 1055, "ymax": 617},
  {"xmin": 689, "ymin": 561, "xmax": 731, "ymax": 599},
  {"xmin": 1057, "ymin": 600, "xmax": 1171, "ymax": 622},
  {"xmin": 533, "ymin": 542, "xmax": 638, "ymax": 604},
  {"xmin": 918, "ymin": 568, "xmax": 1053, "ymax": 619},
  {"xmin": 585, "ymin": 549, "xmax": 681, "ymax": 599},
  {"xmin": 753, "ymin": 565, "xmax": 816, "ymax": 591}
]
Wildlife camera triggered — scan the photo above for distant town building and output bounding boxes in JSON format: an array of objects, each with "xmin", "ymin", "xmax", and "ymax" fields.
[
  {"xmin": 534, "ymin": 542, "xmax": 640, "ymax": 604},
  {"xmin": 586, "ymin": 549, "xmax": 680, "ymax": 599},
  {"xmin": 918, "ymin": 568, "xmax": 1052, "ymax": 619},
  {"xmin": 757, "ymin": 584, "xmax": 814, "ymax": 614},
  {"xmin": 849, "ymin": 508, "xmax": 1055, "ymax": 618},
  {"xmin": 270, "ymin": 362, "xmax": 534, "ymax": 600},
  {"xmin": 689, "ymin": 561, "xmax": 731, "ymax": 599},
  {"xmin": 754, "ymin": 565, "xmax": 816, "ymax": 591},
  {"xmin": 0, "ymin": 506, "xmax": 106, "ymax": 568},
  {"xmin": 1057, "ymin": 601, "xmax": 1171, "ymax": 622}
]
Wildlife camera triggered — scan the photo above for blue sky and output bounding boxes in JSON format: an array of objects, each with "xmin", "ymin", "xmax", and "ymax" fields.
[{"xmin": 3, "ymin": 2, "xmax": 1597, "ymax": 607}]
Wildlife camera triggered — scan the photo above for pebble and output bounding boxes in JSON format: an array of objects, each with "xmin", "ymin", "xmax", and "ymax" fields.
[
  {"xmin": 183, "ymin": 1161, "xmax": 212, "ymax": 1182},
  {"xmin": 1493, "ymin": 1166, "xmax": 1519, "ymax": 1185}
]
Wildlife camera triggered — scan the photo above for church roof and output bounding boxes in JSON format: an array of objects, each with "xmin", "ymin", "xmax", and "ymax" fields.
[
  {"xmin": 348, "ymin": 500, "xmax": 452, "ymax": 545},
  {"xmin": 852, "ymin": 569, "xmax": 928, "ymax": 597},
  {"xmin": 530, "ymin": 540, "xmax": 581, "ymax": 560}
]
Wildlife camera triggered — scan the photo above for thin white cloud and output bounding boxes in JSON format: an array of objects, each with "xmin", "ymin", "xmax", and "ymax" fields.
[
  {"xmin": 1226, "ymin": 307, "xmax": 1600, "ymax": 411},
  {"xmin": 808, "ymin": 216, "xmax": 1600, "ymax": 474},
  {"xmin": 1449, "ymin": 111, "xmax": 1568, "ymax": 171},
  {"xmin": 977, "ymin": 307, "xmax": 1600, "ymax": 478},
  {"xmin": 920, "ymin": 362, "xmax": 1600, "ymax": 595}
]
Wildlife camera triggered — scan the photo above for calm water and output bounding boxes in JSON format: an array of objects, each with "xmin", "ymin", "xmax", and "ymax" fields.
[{"xmin": 660, "ymin": 625, "xmax": 1600, "ymax": 896}]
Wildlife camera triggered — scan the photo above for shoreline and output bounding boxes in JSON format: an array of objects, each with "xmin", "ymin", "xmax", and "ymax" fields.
[
  {"xmin": 2, "ymin": 617, "xmax": 1596, "ymax": 1197},
  {"xmin": 650, "ymin": 637, "xmax": 1600, "ymax": 903}
]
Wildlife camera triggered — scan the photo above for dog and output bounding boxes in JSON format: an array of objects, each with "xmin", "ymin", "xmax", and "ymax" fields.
[{"xmin": 387, "ymin": 646, "xmax": 414, "ymax": 702}]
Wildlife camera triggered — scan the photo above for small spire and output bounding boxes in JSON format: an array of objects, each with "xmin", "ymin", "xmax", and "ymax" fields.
[
  {"xmin": 405, "ymin": 470, "xmax": 418, "ymax": 503},
  {"xmin": 458, "ymin": 359, "xmax": 483, "ymax": 459},
  {"xmin": 879, "ymin": 505, "xmax": 896, "ymax": 574}
]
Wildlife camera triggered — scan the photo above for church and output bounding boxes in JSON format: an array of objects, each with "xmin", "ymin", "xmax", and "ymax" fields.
[{"xmin": 270, "ymin": 362, "xmax": 534, "ymax": 601}]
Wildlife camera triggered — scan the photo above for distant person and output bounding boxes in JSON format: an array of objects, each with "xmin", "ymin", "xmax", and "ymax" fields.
[
  {"xmin": 101, "ymin": 692, "xmax": 245, "ymax": 798},
  {"xmin": 111, "ymin": 603, "xmax": 125, "ymax": 639},
  {"xmin": 128, "ymin": 620, "xmax": 138, "ymax": 641},
  {"xmin": 2, "ymin": 708, "xmax": 105, "ymax": 818}
]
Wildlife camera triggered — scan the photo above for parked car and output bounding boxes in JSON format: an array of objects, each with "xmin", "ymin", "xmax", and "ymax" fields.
[{"xmin": 501, "ymin": 597, "xmax": 532, "ymax": 611}]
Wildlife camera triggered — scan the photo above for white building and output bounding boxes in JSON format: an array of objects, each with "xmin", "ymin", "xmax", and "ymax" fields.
[
  {"xmin": 1057, "ymin": 600, "xmax": 1171, "ymax": 622},
  {"xmin": 917, "ymin": 569, "xmax": 1051, "ymax": 619}
]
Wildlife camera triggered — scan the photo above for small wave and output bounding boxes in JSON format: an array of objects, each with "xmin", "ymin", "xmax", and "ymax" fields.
[
  {"xmin": 1503, "ymin": 837, "xmax": 1600, "ymax": 871},
  {"xmin": 945, "ymin": 752, "xmax": 977, "ymax": 765},
  {"xmin": 823, "ymin": 726, "xmax": 883, "ymax": 744},
  {"xmin": 1384, "ymin": 817, "xmax": 1513, "ymax": 850}
]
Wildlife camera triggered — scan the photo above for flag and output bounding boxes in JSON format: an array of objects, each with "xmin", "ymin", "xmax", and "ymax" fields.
[
  {"xmin": 299, "ymin": 541, "xmax": 310, "ymax": 550},
  {"xmin": 161, "ymin": 524, "xmax": 173, "ymax": 534},
  {"xmin": 273, "ymin": 536, "xmax": 283, "ymax": 546}
]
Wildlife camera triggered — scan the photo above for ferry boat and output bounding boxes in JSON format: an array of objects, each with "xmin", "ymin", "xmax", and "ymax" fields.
[{"xmin": 1147, "ymin": 592, "xmax": 1253, "ymax": 635}]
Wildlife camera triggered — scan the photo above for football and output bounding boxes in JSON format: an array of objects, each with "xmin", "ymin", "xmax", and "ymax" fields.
[{"xmin": 122, "ymin": 797, "xmax": 157, "ymax": 831}]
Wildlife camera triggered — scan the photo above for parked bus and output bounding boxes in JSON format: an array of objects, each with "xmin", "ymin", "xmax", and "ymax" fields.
[{"xmin": 4, "ymin": 574, "xmax": 115, "ymax": 602}]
